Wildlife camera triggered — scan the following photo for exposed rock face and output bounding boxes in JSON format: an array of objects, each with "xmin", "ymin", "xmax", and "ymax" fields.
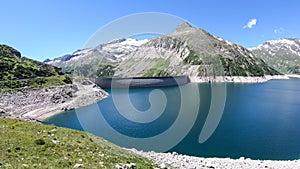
[
  {"xmin": 0, "ymin": 80, "xmax": 108, "ymax": 121},
  {"xmin": 249, "ymin": 38, "xmax": 300, "ymax": 74}
]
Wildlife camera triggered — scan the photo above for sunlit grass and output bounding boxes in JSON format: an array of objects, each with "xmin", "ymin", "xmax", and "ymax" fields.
[{"xmin": 0, "ymin": 118, "xmax": 156, "ymax": 168}]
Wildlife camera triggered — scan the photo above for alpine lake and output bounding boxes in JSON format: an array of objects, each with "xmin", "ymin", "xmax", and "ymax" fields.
[{"xmin": 44, "ymin": 78, "xmax": 300, "ymax": 160}]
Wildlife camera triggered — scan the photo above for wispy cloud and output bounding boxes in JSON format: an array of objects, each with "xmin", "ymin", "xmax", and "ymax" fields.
[
  {"xmin": 274, "ymin": 28, "xmax": 285, "ymax": 34},
  {"xmin": 243, "ymin": 19, "xmax": 257, "ymax": 29}
]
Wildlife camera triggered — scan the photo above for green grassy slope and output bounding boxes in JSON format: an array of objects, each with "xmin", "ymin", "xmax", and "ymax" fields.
[
  {"xmin": 0, "ymin": 118, "xmax": 156, "ymax": 168},
  {"xmin": 0, "ymin": 44, "xmax": 72, "ymax": 91}
]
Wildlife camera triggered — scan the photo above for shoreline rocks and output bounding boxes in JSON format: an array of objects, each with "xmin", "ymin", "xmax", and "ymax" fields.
[
  {"xmin": 126, "ymin": 148, "xmax": 300, "ymax": 169},
  {"xmin": 0, "ymin": 79, "xmax": 108, "ymax": 121},
  {"xmin": 286, "ymin": 74, "xmax": 300, "ymax": 79},
  {"xmin": 190, "ymin": 75, "xmax": 289, "ymax": 83}
]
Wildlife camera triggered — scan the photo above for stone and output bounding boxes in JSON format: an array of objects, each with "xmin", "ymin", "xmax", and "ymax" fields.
[
  {"xmin": 130, "ymin": 163, "xmax": 136, "ymax": 167},
  {"xmin": 98, "ymin": 152, "xmax": 104, "ymax": 157},
  {"xmin": 51, "ymin": 93, "xmax": 62, "ymax": 103},
  {"xmin": 0, "ymin": 109, "xmax": 6, "ymax": 117},
  {"xmin": 81, "ymin": 80, "xmax": 92, "ymax": 85},
  {"xmin": 71, "ymin": 85, "xmax": 79, "ymax": 92},
  {"xmin": 159, "ymin": 163, "xmax": 167, "ymax": 169},
  {"xmin": 0, "ymin": 108, "xmax": 5, "ymax": 114},
  {"xmin": 61, "ymin": 106, "xmax": 75, "ymax": 111},
  {"xmin": 115, "ymin": 164, "xmax": 122, "ymax": 169},
  {"xmin": 73, "ymin": 163, "xmax": 84, "ymax": 168},
  {"xmin": 22, "ymin": 164, "xmax": 28, "ymax": 167},
  {"xmin": 52, "ymin": 140, "xmax": 59, "ymax": 144}
]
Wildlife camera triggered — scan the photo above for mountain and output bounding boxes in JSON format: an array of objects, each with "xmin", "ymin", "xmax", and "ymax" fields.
[
  {"xmin": 46, "ymin": 23, "xmax": 280, "ymax": 79},
  {"xmin": 249, "ymin": 38, "xmax": 300, "ymax": 74},
  {"xmin": 45, "ymin": 38, "xmax": 149, "ymax": 77},
  {"xmin": 0, "ymin": 44, "xmax": 71, "ymax": 91},
  {"xmin": 114, "ymin": 22, "xmax": 279, "ymax": 78}
]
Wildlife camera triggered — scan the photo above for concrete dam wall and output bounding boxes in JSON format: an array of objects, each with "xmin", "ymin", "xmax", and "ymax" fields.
[{"xmin": 94, "ymin": 76, "xmax": 190, "ymax": 89}]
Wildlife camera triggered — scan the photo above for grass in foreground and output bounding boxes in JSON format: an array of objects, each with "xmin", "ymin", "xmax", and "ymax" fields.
[{"xmin": 0, "ymin": 118, "xmax": 156, "ymax": 168}]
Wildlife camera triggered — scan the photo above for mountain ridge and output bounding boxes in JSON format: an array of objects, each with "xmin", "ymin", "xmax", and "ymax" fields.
[
  {"xmin": 249, "ymin": 38, "xmax": 300, "ymax": 74},
  {"xmin": 45, "ymin": 23, "xmax": 281, "ymax": 81},
  {"xmin": 114, "ymin": 23, "xmax": 280, "ymax": 79},
  {"xmin": 45, "ymin": 38, "xmax": 149, "ymax": 77}
]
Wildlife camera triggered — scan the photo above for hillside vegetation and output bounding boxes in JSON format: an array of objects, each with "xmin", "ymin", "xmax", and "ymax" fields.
[
  {"xmin": 0, "ymin": 118, "xmax": 156, "ymax": 168},
  {"xmin": 0, "ymin": 44, "xmax": 72, "ymax": 91}
]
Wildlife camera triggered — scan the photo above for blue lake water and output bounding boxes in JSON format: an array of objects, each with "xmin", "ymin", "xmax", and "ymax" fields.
[{"xmin": 44, "ymin": 79, "xmax": 300, "ymax": 160}]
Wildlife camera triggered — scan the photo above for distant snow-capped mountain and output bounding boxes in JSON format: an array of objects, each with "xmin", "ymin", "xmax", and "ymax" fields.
[
  {"xmin": 44, "ymin": 38, "xmax": 149, "ymax": 76},
  {"xmin": 249, "ymin": 38, "xmax": 300, "ymax": 74}
]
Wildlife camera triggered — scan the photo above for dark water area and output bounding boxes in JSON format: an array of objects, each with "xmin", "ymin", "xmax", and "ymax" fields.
[{"xmin": 44, "ymin": 79, "xmax": 300, "ymax": 160}]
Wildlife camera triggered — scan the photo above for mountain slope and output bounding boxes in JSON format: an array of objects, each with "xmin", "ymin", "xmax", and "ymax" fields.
[
  {"xmin": 114, "ymin": 22, "xmax": 279, "ymax": 78},
  {"xmin": 45, "ymin": 38, "xmax": 149, "ymax": 77},
  {"xmin": 0, "ymin": 44, "xmax": 71, "ymax": 91},
  {"xmin": 249, "ymin": 38, "xmax": 300, "ymax": 74},
  {"xmin": 46, "ymin": 23, "xmax": 280, "ymax": 80},
  {"xmin": 0, "ymin": 44, "xmax": 64, "ymax": 80}
]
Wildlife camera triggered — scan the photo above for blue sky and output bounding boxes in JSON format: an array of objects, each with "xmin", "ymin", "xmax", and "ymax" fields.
[{"xmin": 1, "ymin": 0, "xmax": 299, "ymax": 61}]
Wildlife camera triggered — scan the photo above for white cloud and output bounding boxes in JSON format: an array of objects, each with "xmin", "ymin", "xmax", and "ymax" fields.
[
  {"xmin": 274, "ymin": 28, "xmax": 284, "ymax": 34},
  {"xmin": 243, "ymin": 19, "xmax": 257, "ymax": 29}
]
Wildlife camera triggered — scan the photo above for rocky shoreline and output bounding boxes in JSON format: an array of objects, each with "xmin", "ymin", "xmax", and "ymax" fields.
[
  {"xmin": 127, "ymin": 148, "xmax": 300, "ymax": 169},
  {"xmin": 190, "ymin": 75, "xmax": 289, "ymax": 83},
  {"xmin": 286, "ymin": 74, "xmax": 300, "ymax": 79},
  {"xmin": 0, "ymin": 79, "xmax": 108, "ymax": 121}
]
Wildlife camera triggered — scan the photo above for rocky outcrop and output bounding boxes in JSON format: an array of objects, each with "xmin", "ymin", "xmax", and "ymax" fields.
[{"xmin": 0, "ymin": 79, "xmax": 108, "ymax": 121}]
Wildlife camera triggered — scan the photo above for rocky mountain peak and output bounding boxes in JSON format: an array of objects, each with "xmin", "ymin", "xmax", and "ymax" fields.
[{"xmin": 176, "ymin": 22, "xmax": 194, "ymax": 32}]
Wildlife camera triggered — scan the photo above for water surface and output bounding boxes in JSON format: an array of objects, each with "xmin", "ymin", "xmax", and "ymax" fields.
[{"xmin": 44, "ymin": 79, "xmax": 300, "ymax": 160}]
